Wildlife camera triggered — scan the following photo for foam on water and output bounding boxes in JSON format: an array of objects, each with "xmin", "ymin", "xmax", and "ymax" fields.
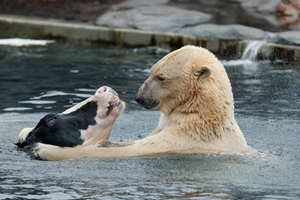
[
  {"xmin": 0, "ymin": 38, "xmax": 55, "ymax": 46},
  {"xmin": 221, "ymin": 59, "xmax": 254, "ymax": 66},
  {"xmin": 221, "ymin": 40, "xmax": 268, "ymax": 68}
]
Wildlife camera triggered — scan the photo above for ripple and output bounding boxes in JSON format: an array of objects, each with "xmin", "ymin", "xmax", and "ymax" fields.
[
  {"xmin": 75, "ymin": 88, "xmax": 96, "ymax": 92},
  {"xmin": 19, "ymin": 100, "xmax": 56, "ymax": 105},
  {"xmin": 70, "ymin": 70, "xmax": 79, "ymax": 73},
  {"xmin": 31, "ymin": 91, "xmax": 92, "ymax": 99},
  {"xmin": 2, "ymin": 107, "xmax": 32, "ymax": 112}
]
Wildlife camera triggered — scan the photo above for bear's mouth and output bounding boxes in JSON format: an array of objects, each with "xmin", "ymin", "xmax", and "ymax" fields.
[{"xmin": 143, "ymin": 100, "xmax": 159, "ymax": 109}]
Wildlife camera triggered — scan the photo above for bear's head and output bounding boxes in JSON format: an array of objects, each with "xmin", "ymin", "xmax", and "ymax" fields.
[{"xmin": 135, "ymin": 45, "xmax": 234, "ymax": 118}]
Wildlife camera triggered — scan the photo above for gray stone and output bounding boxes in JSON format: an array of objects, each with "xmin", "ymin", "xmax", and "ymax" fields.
[
  {"xmin": 277, "ymin": 31, "xmax": 300, "ymax": 45},
  {"xmin": 240, "ymin": 0, "xmax": 281, "ymax": 13},
  {"xmin": 114, "ymin": 0, "xmax": 169, "ymax": 10},
  {"xmin": 179, "ymin": 24, "xmax": 268, "ymax": 40},
  {"xmin": 95, "ymin": 5, "xmax": 212, "ymax": 32}
]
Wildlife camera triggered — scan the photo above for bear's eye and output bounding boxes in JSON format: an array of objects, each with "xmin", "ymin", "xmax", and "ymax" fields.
[{"xmin": 156, "ymin": 74, "xmax": 165, "ymax": 81}]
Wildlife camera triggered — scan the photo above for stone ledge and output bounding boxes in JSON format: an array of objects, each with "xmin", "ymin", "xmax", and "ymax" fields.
[{"xmin": 0, "ymin": 14, "xmax": 299, "ymax": 62}]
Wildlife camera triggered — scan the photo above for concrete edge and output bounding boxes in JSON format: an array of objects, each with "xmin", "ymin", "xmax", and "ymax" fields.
[{"xmin": 0, "ymin": 14, "xmax": 299, "ymax": 62}]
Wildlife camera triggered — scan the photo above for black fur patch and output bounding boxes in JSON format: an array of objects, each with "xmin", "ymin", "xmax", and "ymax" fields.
[{"xmin": 16, "ymin": 101, "xmax": 98, "ymax": 149}]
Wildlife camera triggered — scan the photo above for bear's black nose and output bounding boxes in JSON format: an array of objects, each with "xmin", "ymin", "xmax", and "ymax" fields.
[
  {"xmin": 135, "ymin": 96, "xmax": 145, "ymax": 106},
  {"xmin": 135, "ymin": 96, "xmax": 159, "ymax": 109}
]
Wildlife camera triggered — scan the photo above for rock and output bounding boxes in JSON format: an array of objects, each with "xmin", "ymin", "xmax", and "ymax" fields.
[
  {"xmin": 240, "ymin": 0, "xmax": 281, "ymax": 13},
  {"xmin": 291, "ymin": 0, "xmax": 300, "ymax": 9},
  {"xmin": 113, "ymin": 0, "xmax": 169, "ymax": 10},
  {"xmin": 277, "ymin": 3, "xmax": 299, "ymax": 28},
  {"xmin": 179, "ymin": 24, "xmax": 268, "ymax": 40},
  {"xmin": 239, "ymin": 0, "xmax": 300, "ymax": 31},
  {"xmin": 95, "ymin": 5, "xmax": 212, "ymax": 32},
  {"xmin": 277, "ymin": 31, "xmax": 300, "ymax": 45}
]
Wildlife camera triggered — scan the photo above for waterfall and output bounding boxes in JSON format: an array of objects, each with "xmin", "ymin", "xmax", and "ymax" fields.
[
  {"xmin": 222, "ymin": 40, "xmax": 265, "ymax": 67},
  {"xmin": 241, "ymin": 41, "xmax": 264, "ymax": 61}
]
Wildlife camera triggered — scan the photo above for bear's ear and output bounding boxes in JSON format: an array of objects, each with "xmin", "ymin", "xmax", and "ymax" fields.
[{"xmin": 194, "ymin": 66, "xmax": 211, "ymax": 80}]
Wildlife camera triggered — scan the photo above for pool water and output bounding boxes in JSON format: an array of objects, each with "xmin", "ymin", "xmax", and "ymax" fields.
[
  {"xmin": 0, "ymin": 44, "xmax": 166, "ymax": 112},
  {"xmin": 0, "ymin": 43, "xmax": 299, "ymax": 199}
]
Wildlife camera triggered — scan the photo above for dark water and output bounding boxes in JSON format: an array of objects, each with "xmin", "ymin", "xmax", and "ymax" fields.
[
  {"xmin": 1, "ymin": 43, "xmax": 299, "ymax": 118},
  {"xmin": 0, "ymin": 43, "xmax": 300, "ymax": 199},
  {"xmin": 224, "ymin": 60, "xmax": 300, "ymax": 119},
  {"xmin": 0, "ymin": 43, "xmax": 166, "ymax": 113}
]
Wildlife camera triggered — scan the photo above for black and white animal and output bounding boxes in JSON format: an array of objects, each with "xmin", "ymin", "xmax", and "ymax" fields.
[{"xmin": 16, "ymin": 86, "xmax": 125, "ymax": 151}]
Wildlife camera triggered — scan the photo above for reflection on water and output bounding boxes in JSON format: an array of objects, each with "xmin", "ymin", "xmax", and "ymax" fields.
[{"xmin": 0, "ymin": 43, "xmax": 300, "ymax": 199}]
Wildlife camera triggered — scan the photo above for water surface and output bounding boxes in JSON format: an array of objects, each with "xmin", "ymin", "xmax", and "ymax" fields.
[{"xmin": 0, "ymin": 43, "xmax": 299, "ymax": 199}]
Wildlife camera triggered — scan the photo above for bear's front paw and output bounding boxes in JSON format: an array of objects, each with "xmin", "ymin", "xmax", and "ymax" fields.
[{"xmin": 33, "ymin": 143, "xmax": 63, "ymax": 161}]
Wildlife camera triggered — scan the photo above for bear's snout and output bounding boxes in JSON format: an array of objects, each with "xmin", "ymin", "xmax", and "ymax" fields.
[
  {"xmin": 135, "ymin": 78, "xmax": 160, "ymax": 109},
  {"xmin": 135, "ymin": 95, "xmax": 159, "ymax": 109},
  {"xmin": 135, "ymin": 95, "xmax": 144, "ymax": 105}
]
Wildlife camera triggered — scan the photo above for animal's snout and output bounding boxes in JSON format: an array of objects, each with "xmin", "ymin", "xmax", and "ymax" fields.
[
  {"xmin": 135, "ymin": 94, "xmax": 159, "ymax": 109},
  {"xmin": 97, "ymin": 86, "xmax": 117, "ymax": 95},
  {"xmin": 108, "ymin": 88, "xmax": 117, "ymax": 95},
  {"xmin": 135, "ymin": 87, "xmax": 149, "ymax": 108},
  {"xmin": 135, "ymin": 96, "xmax": 145, "ymax": 106}
]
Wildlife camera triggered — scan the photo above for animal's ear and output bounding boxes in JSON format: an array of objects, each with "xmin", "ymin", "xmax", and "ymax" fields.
[{"xmin": 194, "ymin": 66, "xmax": 211, "ymax": 80}]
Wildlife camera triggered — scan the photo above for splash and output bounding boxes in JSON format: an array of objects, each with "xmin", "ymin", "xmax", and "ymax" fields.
[{"xmin": 241, "ymin": 41, "xmax": 264, "ymax": 61}]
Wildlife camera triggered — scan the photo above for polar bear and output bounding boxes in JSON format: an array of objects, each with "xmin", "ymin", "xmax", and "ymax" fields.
[{"xmin": 33, "ymin": 45, "xmax": 253, "ymax": 160}]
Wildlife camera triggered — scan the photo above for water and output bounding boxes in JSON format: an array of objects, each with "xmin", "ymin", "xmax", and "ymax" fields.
[
  {"xmin": 0, "ymin": 43, "xmax": 300, "ymax": 199},
  {"xmin": 241, "ymin": 41, "xmax": 264, "ymax": 61},
  {"xmin": 0, "ymin": 43, "xmax": 164, "ymax": 112}
]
